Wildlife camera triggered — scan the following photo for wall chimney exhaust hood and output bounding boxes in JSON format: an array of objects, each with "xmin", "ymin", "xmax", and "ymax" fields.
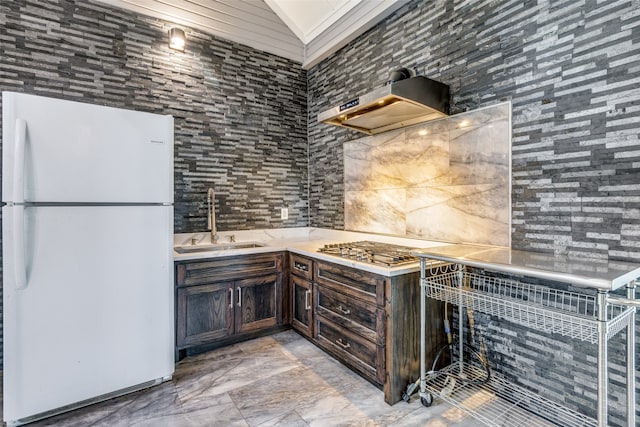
[{"xmin": 317, "ymin": 72, "xmax": 450, "ymax": 135}]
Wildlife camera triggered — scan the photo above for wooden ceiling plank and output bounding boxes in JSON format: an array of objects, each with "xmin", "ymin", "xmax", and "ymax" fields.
[{"xmin": 108, "ymin": 0, "xmax": 304, "ymax": 60}]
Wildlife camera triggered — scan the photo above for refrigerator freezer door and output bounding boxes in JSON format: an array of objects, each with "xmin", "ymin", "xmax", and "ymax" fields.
[
  {"xmin": 2, "ymin": 92, "xmax": 173, "ymax": 203},
  {"xmin": 2, "ymin": 205, "xmax": 174, "ymax": 423}
]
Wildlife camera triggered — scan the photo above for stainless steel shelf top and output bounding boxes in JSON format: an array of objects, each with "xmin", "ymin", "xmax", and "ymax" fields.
[{"xmin": 412, "ymin": 244, "xmax": 640, "ymax": 291}]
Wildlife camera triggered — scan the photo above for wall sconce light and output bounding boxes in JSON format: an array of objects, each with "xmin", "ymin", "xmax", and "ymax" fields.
[{"xmin": 168, "ymin": 28, "xmax": 185, "ymax": 51}]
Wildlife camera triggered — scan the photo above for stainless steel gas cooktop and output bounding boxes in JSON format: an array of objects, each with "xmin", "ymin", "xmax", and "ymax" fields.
[{"xmin": 317, "ymin": 240, "xmax": 419, "ymax": 267}]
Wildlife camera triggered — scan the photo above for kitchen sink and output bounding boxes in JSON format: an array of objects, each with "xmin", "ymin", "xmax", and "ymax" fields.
[{"xmin": 174, "ymin": 242, "xmax": 265, "ymax": 254}]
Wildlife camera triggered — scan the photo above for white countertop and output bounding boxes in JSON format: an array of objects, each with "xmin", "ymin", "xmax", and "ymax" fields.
[
  {"xmin": 412, "ymin": 244, "xmax": 640, "ymax": 291},
  {"xmin": 173, "ymin": 227, "xmax": 449, "ymax": 277}
]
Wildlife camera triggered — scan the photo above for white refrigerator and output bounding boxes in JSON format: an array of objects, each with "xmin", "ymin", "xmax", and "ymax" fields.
[{"xmin": 2, "ymin": 92, "xmax": 175, "ymax": 426}]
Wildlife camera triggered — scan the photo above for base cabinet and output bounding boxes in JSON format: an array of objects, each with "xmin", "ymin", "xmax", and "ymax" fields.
[
  {"xmin": 175, "ymin": 252, "xmax": 285, "ymax": 358},
  {"xmin": 314, "ymin": 260, "xmax": 386, "ymax": 387},
  {"xmin": 176, "ymin": 249, "xmax": 443, "ymax": 406},
  {"xmin": 235, "ymin": 274, "xmax": 279, "ymax": 334},
  {"xmin": 291, "ymin": 275, "xmax": 314, "ymax": 338},
  {"xmin": 288, "ymin": 253, "xmax": 446, "ymax": 405},
  {"xmin": 177, "ymin": 281, "xmax": 233, "ymax": 346},
  {"xmin": 289, "ymin": 253, "xmax": 314, "ymax": 338}
]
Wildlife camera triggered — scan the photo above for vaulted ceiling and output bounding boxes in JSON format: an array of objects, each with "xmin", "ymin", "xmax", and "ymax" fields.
[{"xmin": 98, "ymin": 0, "xmax": 408, "ymax": 68}]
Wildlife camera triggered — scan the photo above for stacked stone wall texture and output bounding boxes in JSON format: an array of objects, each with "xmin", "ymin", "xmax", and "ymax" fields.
[
  {"xmin": 307, "ymin": 0, "xmax": 639, "ymax": 424},
  {"xmin": 1, "ymin": 0, "xmax": 308, "ymax": 233}
]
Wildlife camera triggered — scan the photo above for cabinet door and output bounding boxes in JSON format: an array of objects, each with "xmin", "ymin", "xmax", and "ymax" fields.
[
  {"xmin": 234, "ymin": 274, "xmax": 278, "ymax": 334},
  {"xmin": 176, "ymin": 282, "xmax": 233, "ymax": 347},
  {"xmin": 291, "ymin": 275, "xmax": 313, "ymax": 338}
]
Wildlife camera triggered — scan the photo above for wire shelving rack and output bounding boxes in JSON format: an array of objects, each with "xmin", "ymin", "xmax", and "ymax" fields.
[{"xmin": 418, "ymin": 261, "xmax": 638, "ymax": 427}]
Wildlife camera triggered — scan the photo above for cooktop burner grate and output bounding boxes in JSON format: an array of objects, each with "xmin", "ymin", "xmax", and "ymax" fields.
[{"xmin": 317, "ymin": 240, "xmax": 419, "ymax": 266}]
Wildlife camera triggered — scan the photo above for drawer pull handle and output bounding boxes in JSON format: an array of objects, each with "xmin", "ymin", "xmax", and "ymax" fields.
[
  {"xmin": 335, "ymin": 338, "xmax": 350, "ymax": 349},
  {"xmin": 237, "ymin": 287, "xmax": 242, "ymax": 307},
  {"xmin": 305, "ymin": 290, "xmax": 311, "ymax": 310},
  {"xmin": 228, "ymin": 288, "xmax": 233, "ymax": 309},
  {"xmin": 336, "ymin": 305, "xmax": 351, "ymax": 315},
  {"xmin": 294, "ymin": 261, "xmax": 309, "ymax": 272}
]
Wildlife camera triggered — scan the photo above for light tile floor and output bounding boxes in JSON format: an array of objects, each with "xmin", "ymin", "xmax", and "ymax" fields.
[{"xmin": 4, "ymin": 330, "xmax": 485, "ymax": 426}]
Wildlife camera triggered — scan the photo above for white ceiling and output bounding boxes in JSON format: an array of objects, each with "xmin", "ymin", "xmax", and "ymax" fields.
[
  {"xmin": 264, "ymin": 0, "xmax": 362, "ymax": 44},
  {"xmin": 98, "ymin": 0, "xmax": 408, "ymax": 69}
]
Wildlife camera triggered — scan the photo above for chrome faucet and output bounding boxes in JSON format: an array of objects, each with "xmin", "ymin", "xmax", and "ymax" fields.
[{"xmin": 207, "ymin": 188, "xmax": 218, "ymax": 243}]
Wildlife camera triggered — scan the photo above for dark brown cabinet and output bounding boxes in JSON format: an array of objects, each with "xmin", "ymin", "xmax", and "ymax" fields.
[
  {"xmin": 234, "ymin": 274, "xmax": 278, "ymax": 334},
  {"xmin": 177, "ymin": 281, "xmax": 234, "ymax": 346},
  {"xmin": 309, "ymin": 257, "xmax": 447, "ymax": 405},
  {"xmin": 313, "ymin": 260, "xmax": 386, "ymax": 387},
  {"xmin": 175, "ymin": 252, "xmax": 285, "ymax": 359},
  {"xmin": 289, "ymin": 253, "xmax": 314, "ymax": 338},
  {"xmin": 176, "ymin": 248, "xmax": 444, "ymax": 406}
]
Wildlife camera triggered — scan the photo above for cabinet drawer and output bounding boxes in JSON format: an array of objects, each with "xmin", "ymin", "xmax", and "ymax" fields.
[
  {"xmin": 315, "ymin": 316, "xmax": 382, "ymax": 385},
  {"xmin": 315, "ymin": 260, "xmax": 385, "ymax": 306},
  {"xmin": 177, "ymin": 253, "xmax": 283, "ymax": 287},
  {"xmin": 315, "ymin": 283, "xmax": 379, "ymax": 343},
  {"xmin": 289, "ymin": 253, "xmax": 313, "ymax": 281}
]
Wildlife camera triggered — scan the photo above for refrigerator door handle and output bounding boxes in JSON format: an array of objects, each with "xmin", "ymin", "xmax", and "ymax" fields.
[
  {"xmin": 9, "ymin": 205, "xmax": 28, "ymax": 290},
  {"xmin": 6, "ymin": 118, "xmax": 29, "ymax": 289},
  {"xmin": 13, "ymin": 118, "xmax": 27, "ymax": 203}
]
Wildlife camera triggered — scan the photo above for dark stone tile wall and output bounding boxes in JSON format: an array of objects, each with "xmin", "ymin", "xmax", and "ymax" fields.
[
  {"xmin": 308, "ymin": 0, "xmax": 640, "ymax": 263},
  {"xmin": 307, "ymin": 0, "xmax": 639, "ymax": 425},
  {"xmin": 0, "ymin": 0, "xmax": 308, "ymax": 233},
  {"xmin": 0, "ymin": 0, "xmax": 307, "ymax": 365}
]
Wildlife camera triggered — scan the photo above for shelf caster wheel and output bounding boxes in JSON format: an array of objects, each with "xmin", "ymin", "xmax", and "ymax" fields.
[{"xmin": 421, "ymin": 393, "xmax": 433, "ymax": 407}]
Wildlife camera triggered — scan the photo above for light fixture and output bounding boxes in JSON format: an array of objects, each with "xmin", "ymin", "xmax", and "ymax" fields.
[{"xmin": 168, "ymin": 28, "xmax": 185, "ymax": 51}]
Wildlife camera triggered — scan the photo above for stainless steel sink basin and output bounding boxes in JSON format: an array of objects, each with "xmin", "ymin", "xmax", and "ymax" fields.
[{"xmin": 174, "ymin": 242, "xmax": 265, "ymax": 254}]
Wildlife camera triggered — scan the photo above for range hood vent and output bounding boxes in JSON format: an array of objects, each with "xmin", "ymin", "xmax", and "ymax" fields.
[{"xmin": 318, "ymin": 72, "xmax": 450, "ymax": 135}]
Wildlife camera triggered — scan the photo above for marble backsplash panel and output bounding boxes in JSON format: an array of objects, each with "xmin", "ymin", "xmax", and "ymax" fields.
[{"xmin": 344, "ymin": 102, "xmax": 511, "ymax": 247}]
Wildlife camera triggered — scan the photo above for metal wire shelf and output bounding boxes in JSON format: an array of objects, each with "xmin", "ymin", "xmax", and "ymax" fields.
[
  {"xmin": 423, "ymin": 271, "xmax": 634, "ymax": 343},
  {"xmin": 419, "ymin": 258, "xmax": 638, "ymax": 427},
  {"xmin": 422, "ymin": 362, "xmax": 596, "ymax": 427}
]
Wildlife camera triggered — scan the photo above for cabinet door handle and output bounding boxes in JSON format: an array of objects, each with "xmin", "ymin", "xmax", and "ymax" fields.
[
  {"xmin": 335, "ymin": 338, "xmax": 350, "ymax": 349},
  {"xmin": 294, "ymin": 261, "xmax": 308, "ymax": 272},
  {"xmin": 305, "ymin": 290, "xmax": 311, "ymax": 310},
  {"xmin": 229, "ymin": 288, "xmax": 233, "ymax": 309},
  {"xmin": 336, "ymin": 305, "xmax": 351, "ymax": 315},
  {"xmin": 237, "ymin": 287, "xmax": 242, "ymax": 307}
]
